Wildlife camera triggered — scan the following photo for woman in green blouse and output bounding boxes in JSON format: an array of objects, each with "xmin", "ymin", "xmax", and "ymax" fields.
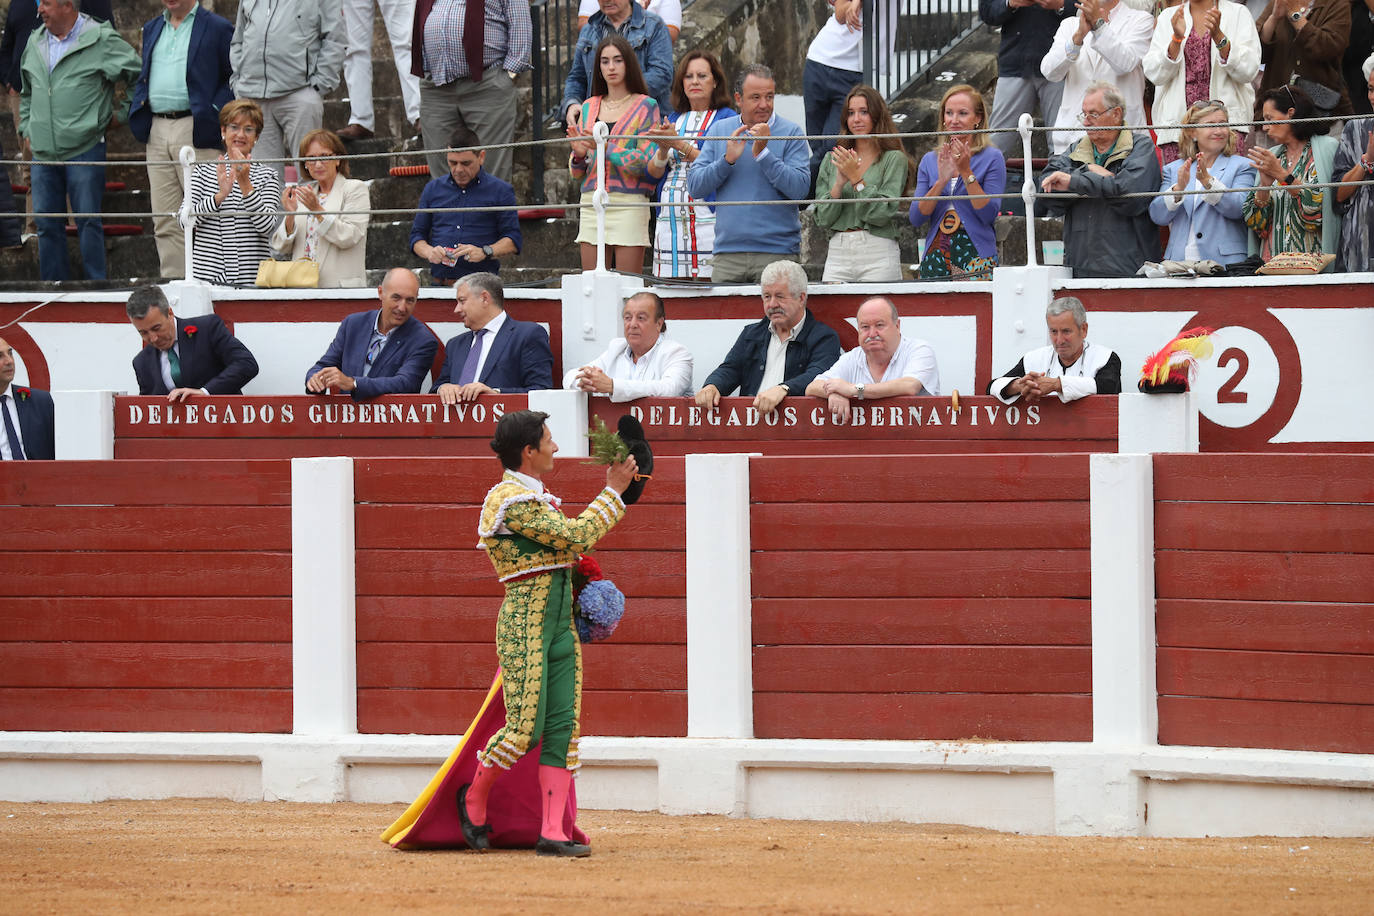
[{"xmin": 814, "ymin": 85, "xmax": 916, "ymax": 282}]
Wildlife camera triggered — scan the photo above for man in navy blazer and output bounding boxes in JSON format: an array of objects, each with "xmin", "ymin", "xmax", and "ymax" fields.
[
  {"xmin": 127, "ymin": 286, "xmax": 259, "ymax": 400},
  {"xmin": 307, "ymin": 268, "xmax": 439, "ymax": 400},
  {"xmin": 129, "ymin": 0, "xmax": 235, "ymax": 279},
  {"xmin": 695, "ymin": 259, "xmax": 841, "ymax": 416},
  {"xmin": 0, "ymin": 335, "xmax": 54, "ymax": 460},
  {"xmin": 432, "ymin": 272, "xmax": 553, "ymax": 404}
]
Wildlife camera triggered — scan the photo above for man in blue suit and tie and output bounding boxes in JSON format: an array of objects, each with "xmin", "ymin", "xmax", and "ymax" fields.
[
  {"xmin": 0, "ymin": 335, "xmax": 55, "ymax": 460},
  {"xmin": 307, "ymin": 268, "xmax": 440, "ymax": 400},
  {"xmin": 128, "ymin": 285, "xmax": 260, "ymax": 400},
  {"xmin": 432, "ymin": 272, "xmax": 554, "ymax": 404},
  {"xmin": 128, "ymin": 0, "xmax": 235, "ymax": 279}
]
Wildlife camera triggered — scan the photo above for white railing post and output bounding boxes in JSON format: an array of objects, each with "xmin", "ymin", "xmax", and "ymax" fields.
[
  {"xmin": 51, "ymin": 390, "xmax": 117, "ymax": 459},
  {"xmin": 592, "ymin": 119, "xmax": 610, "ymax": 274},
  {"xmin": 178, "ymin": 145, "xmax": 197, "ymax": 281},
  {"xmin": 1018, "ymin": 113, "xmax": 1038, "ymax": 267}
]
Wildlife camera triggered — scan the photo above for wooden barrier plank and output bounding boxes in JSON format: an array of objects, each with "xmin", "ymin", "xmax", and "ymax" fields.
[
  {"xmin": 753, "ymin": 597, "xmax": 1091, "ymax": 646},
  {"xmin": 0, "ymin": 506, "xmax": 291, "ymax": 552},
  {"xmin": 1158, "ymin": 696, "xmax": 1374, "ymax": 755},
  {"xmin": 1158, "ymin": 647, "xmax": 1374, "ymax": 705},
  {"xmin": 355, "ymin": 596, "xmax": 686, "ymax": 643},
  {"xmin": 355, "ymin": 504, "xmax": 685, "ymax": 550},
  {"xmin": 1156, "ymin": 551, "xmax": 1374, "ymax": 604},
  {"xmin": 0, "ymin": 597, "xmax": 292, "ymax": 642},
  {"xmin": 116, "ymin": 439, "xmax": 497, "ymax": 459},
  {"xmin": 0, "ymin": 643, "xmax": 291, "ymax": 689},
  {"xmin": 752, "ymin": 502, "xmax": 1088, "ymax": 551},
  {"xmin": 353, "ymin": 457, "xmax": 688, "ymax": 504},
  {"xmin": 0, "ymin": 688, "xmax": 291, "ymax": 733},
  {"xmin": 356, "ymin": 549, "xmax": 685, "ymax": 598},
  {"xmin": 754, "ymin": 646, "xmax": 1090, "ymax": 693},
  {"xmin": 749, "ymin": 455, "xmax": 1091, "ymax": 503},
  {"xmin": 357, "ymin": 642, "xmax": 685, "ymax": 691},
  {"xmin": 1155, "ymin": 502, "xmax": 1374, "ymax": 553},
  {"xmin": 639, "ymin": 440, "xmax": 1108, "ymax": 456},
  {"xmin": 751, "ymin": 549, "xmax": 1089, "ymax": 599},
  {"xmin": 358, "ymin": 688, "xmax": 687, "ymax": 737},
  {"xmin": 1154, "ymin": 454, "xmax": 1374, "ymax": 503},
  {"xmin": 1156, "ymin": 599, "xmax": 1374, "ymax": 654},
  {"xmin": 5, "ymin": 552, "xmax": 292, "ymax": 597},
  {"xmin": 0, "ymin": 460, "xmax": 292, "ymax": 506},
  {"xmin": 754, "ymin": 692, "xmax": 1092, "ymax": 741}
]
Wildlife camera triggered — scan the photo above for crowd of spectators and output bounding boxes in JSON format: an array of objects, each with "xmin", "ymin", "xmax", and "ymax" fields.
[{"xmin": 0, "ymin": 0, "xmax": 1372, "ymax": 285}]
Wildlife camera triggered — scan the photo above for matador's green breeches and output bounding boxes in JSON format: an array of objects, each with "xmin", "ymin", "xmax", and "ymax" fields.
[{"xmin": 479, "ymin": 568, "xmax": 583, "ymax": 771}]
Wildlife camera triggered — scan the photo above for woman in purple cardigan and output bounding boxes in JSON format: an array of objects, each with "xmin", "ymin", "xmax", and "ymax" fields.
[{"xmin": 910, "ymin": 84, "xmax": 1006, "ymax": 279}]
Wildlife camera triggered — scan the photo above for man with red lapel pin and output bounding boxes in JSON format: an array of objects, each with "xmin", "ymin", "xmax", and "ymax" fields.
[
  {"xmin": 0, "ymin": 335, "xmax": 54, "ymax": 460},
  {"xmin": 127, "ymin": 285, "xmax": 260, "ymax": 402}
]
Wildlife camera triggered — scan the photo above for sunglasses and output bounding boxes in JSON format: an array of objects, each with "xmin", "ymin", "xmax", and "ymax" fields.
[{"xmin": 1188, "ymin": 99, "xmax": 1226, "ymax": 110}]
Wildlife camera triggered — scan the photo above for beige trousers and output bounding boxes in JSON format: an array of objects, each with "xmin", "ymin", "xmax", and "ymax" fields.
[{"xmin": 145, "ymin": 115, "xmax": 219, "ymax": 279}]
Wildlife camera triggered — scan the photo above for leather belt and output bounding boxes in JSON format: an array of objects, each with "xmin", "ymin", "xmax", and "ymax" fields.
[{"xmin": 153, "ymin": 110, "xmax": 192, "ymax": 119}]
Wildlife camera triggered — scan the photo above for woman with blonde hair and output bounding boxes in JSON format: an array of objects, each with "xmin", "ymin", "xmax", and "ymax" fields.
[
  {"xmin": 909, "ymin": 84, "xmax": 1005, "ymax": 279},
  {"xmin": 271, "ymin": 129, "xmax": 371, "ymax": 287},
  {"xmin": 813, "ymin": 84, "xmax": 915, "ymax": 282}
]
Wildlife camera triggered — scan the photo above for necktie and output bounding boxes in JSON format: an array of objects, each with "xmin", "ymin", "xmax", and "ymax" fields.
[
  {"xmin": 463, "ymin": 0, "xmax": 486, "ymax": 81},
  {"xmin": 1, "ymin": 394, "xmax": 25, "ymax": 460},
  {"xmin": 167, "ymin": 347, "xmax": 183, "ymax": 387},
  {"xmin": 363, "ymin": 335, "xmax": 384, "ymax": 378},
  {"xmin": 457, "ymin": 328, "xmax": 486, "ymax": 385}
]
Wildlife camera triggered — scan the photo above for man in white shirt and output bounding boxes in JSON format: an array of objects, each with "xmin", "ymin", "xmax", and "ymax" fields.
[
  {"xmin": 1039, "ymin": 0, "xmax": 1153, "ymax": 152},
  {"xmin": 563, "ymin": 291, "xmax": 693, "ymax": 401},
  {"xmin": 988, "ymin": 296, "xmax": 1122, "ymax": 403},
  {"xmin": 806, "ymin": 296, "xmax": 940, "ymax": 423}
]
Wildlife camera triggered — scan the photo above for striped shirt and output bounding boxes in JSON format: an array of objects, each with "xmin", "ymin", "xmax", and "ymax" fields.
[
  {"xmin": 183, "ymin": 160, "xmax": 282, "ymax": 286},
  {"xmin": 422, "ymin": 0, "xmax": 533, "ymax": 85}
]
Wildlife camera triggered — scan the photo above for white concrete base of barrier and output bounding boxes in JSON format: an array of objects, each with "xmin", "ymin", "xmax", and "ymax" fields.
[{"xmin": 3, "ymin": 732, "xmax": 1373, "ymax": 838}]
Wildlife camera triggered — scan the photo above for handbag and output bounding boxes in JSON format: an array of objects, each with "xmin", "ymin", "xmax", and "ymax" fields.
[
  {"xmin": 1293, "ymin": 77, "xmax": 1341, "ymax": 117},
  {"xmin": 255, "ymin": 258, "xmax": 320, "ymax": 288}
]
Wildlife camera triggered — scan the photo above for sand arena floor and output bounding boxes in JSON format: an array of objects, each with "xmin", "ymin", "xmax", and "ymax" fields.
[{"xmin": 2, "ymin": 800, "xmax": 1372, "ymax": 914}]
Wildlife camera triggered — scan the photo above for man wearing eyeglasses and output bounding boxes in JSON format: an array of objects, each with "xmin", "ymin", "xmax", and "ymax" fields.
[
  {"xmin": 1038, "ymin": 81, "xmax": 1162, "ymax": 277},
  {"xmin": 1040, "ymin": 0, "xmax": 1153, "ymax": 153},
  {"xmin": 306, "ymin": 267, "xmax": 440, "ymax": 400}
]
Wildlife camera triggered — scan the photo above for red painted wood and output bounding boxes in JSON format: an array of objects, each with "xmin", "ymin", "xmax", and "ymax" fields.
[
  {"xmin": 352, "ymin": 457, "xmax": 687, "ymax": 503},
  {"xmin": 354, "ymin": 504, "xmax": 685, "ymax": 550},
  {"xmin": 0, "ymin": 643, "xmax": 290, "ymax": 689},
  {"xmin": 1158, "ymin": 647, "xmax": 1374, "ymax": 705},
  {"xmin": 1156, "ymin": 599, "xmax": 1374, "ymax": 654},
  {"xmin": 358, "ymin": 689, "xmax": 686, "ymax": 737},
  {"xmin": 752, "ymin": 501, "xmax": 1088, "ymax": 551},
  {"xmin": 752, "ymin": 597, "xmax": 1091, "ymax": 645},
  {"xmin": 0, "ymin": 598, "xmax": 292, "ymax": 642},
  {"xmin": 356, "ymin": 643, "xmax": 685, "ymax": 691},
  {"xmin": 1072, "ymin": 283, "xmax": 1374, "ymax": 313},
  {"xmin": 754, "ymin": 646, "xmax": 1090, "ymax": 693},
  {"xmin": 638, "ymin": 440, "xmax": 1108, "ymax": 456},
  {"xmin": 752, "ymin": 549, "xmax": 1089, "ymax": 599},
  {"xmin": 5, "ymin": 552, "xmax": 291, "ymax": 597},
  {"xmin": 115, "ymin": 439, "xmax": 498, "ymax": 459},
  {"xmin": 749, "ymin": 454, "xmax": 1091, "ymax": 502},
  {"xmin": 754, "ymin": 692, "xmax": 1092, "ymax": 741},
  {"xmin": 355, "ymin": 549, "xmax": 685, "ymax": 597},
  {"xmin": 1154, "ymin": 454, "xmax": 1374, "ymax": 503},
  {"xmin": 0, "ymin": 460, "xmax": 292, "ymax": 505},
  {"xmin": 1156, "ymin": 551, "xmax": 1374, "ymax": 604},
  {"xmin": 0, "ymin": 688, "xmax": 291, "ymax": 733},
  {"xmin": 0, "ymin": 506, "xmax": 290, "ymax": 552},
  {"xmin": 1158, "ymin": 696, "xmax": 1374, "ymax": 755},
  {"xmin": 1155, "ymin": 502, "xmax": 1374, "ymax": 553},
  {"xmin": 355, "ymin": 596, "xmax": 686, "ymax": 643}
]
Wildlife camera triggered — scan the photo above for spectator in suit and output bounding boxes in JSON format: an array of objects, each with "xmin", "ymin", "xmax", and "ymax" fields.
[
  {"xmin": 432, "ymin": 271, "xmax": 554, "ymax": 403},
  {"xmin": 307, "ymin": 268, "xmax": 439, "ymax": 400},
  {"xmin": 18, "ymin": 0, "xmax": 140, "ymax": 282},
  {"xmin": 562, "ymin": 0, "xmax": 674, "ymax": 128},
  {"xmin": 129, "ymin": 0, "xmax": 236, "ymax": 279},
  {"xmin": 988, "ymin": 297, "xmax": 1121, "ymax": 403},
  {"xmin": 562, "ymin": 291, "xmax": 693, "ymax": 400},
  {"xmin": 0, "ymin": 335, "xmax": 55, "ymax": 460},
  {"xmin": 126, "ymin": 285, "xmax": 260, "ymax": 400},
  {"xmin": 694, "ymin": 260, "xmax": 842, "ymax": 416}
]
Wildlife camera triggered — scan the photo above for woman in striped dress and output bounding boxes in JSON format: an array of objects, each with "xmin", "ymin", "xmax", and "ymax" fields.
[
  {"xmin": 182, "ymin": 99, "xmax": 282, "ymax": 286},
  {"xmin": 644, "ymin": 50, "xmax": 735, "ymax": 279}
]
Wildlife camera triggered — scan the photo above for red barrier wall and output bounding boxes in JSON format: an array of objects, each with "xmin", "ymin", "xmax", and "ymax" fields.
[
  {"xmin": 749, "ymin": 455, "xmax": 1093, "ymax": 741},
  {"xmin": 354, "ymin": 458, "xmax": 687, "ymax": 736},
  {"xmin": 1155, "ymin": 454, "xmax": 1374, "ymax": 754},
  {"xmin": 0, "ymin": 461, "xmax": 293, "ymax": 732}
]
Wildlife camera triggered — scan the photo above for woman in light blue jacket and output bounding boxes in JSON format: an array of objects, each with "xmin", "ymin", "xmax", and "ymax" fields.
[{"xmin": 1149, "ymin": 100, "xmax": 1257, "ymax": 264}]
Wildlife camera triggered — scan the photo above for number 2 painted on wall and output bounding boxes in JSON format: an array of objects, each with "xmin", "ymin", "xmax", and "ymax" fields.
[{"xmin": 1216, "ymin": 347, "xmax": 1249, "ymax": 404}]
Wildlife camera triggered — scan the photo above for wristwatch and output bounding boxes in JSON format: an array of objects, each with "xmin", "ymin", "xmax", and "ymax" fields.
[
  {"xmin": 481, "ymin": 244, "xmax": 494, "ymax": 258},
  {"xmin": 1281, "ymin": 171, "xmax": 1296, "ymax": 185},
  {"xmin": 854, "ymin": 383, "xmax": 866, "ymax": 400},
  {"xmin": 1092, "ymin": 17, "xmax": 1106, "ymax": 30},
  {"xmin": 1288, "ymin": 9, "xmax": 1303, "ymax": 20}
]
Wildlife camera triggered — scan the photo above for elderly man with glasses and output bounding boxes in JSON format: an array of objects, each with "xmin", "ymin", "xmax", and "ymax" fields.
[{"xmin": 1038, "ymin": 81, "xmax": 1162, "ymax": 277}]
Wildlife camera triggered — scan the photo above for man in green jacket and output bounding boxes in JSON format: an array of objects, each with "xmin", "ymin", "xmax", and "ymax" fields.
[{"xmin": 18, "ymin": 0, "xmax": 139, "ymax": 281}]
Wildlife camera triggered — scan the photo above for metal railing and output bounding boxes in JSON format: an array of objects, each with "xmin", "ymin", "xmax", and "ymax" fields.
[
  {"xmin": 862, "ymin": 0, "xmax": 981, "ymax": 101},
  {"xmin": 530, "ymin": 0, "xmax": 582, "ymax": 205}
]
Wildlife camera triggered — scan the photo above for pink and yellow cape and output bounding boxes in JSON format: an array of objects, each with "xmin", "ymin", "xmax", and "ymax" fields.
[{"xmin": 380, "ymin": 671, "xmax": 589, "ymax": 850}]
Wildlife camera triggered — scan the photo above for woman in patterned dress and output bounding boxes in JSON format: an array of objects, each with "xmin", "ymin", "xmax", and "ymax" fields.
[
  {"xmin": 644, "ymin": 49, "xmax": 734, "ymax": 279},
  {"xmin": 1243, "ymin": 85, "xmax": 1341, "ymax": 263}
]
